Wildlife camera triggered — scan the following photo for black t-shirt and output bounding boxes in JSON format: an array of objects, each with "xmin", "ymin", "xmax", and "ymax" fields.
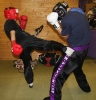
[
  {"xmin": 61, "ymin": 8, "xmax": 91, "ymax": 47},
  {"xmin": 4, "ymin": 20, "xmax": 32, "ymax": 48},
  {"xmin": 4, "ymin": 20, "xmax": 50, "ymax": 50},
  {"xmin": 4, "ymin": 20, "xmax": 22, "ymax": 39}
]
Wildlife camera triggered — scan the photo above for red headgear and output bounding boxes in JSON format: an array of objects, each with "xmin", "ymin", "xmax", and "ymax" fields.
[{"xmin": 4, "ymin": 7, "xmax": 19, "ymax": 20}]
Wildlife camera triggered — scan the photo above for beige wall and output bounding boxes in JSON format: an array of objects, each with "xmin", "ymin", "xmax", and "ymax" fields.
[{"xmin": 0, "ymin": 0, "xmax": 78, "ymax": 60}]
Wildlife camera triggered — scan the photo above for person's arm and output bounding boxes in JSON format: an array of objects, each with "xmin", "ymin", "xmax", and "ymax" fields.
[
  {"xmin": 47, "ymin": 12, "xmax": 74, "ymax": 57},
  {"xmin": 10, "ymin": 30, "xmax": 16, "ymax": 41},
  {"xmin": 10, "ymin": 30, "xmax": 23, "ymax": 56},
  {"xmin": 56, "ymin": 27, "xmax": 69, "ymax": 39},
  {"xmin": 47, "ymin": 12, "xmax": 69, "ymax": 40}
]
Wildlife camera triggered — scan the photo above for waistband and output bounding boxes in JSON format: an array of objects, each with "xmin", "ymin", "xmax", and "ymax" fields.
[{"xmin": 72, "ymin": 44, "xmax": 89, "ymax": 51}]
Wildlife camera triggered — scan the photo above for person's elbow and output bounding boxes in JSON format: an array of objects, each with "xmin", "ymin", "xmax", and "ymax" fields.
[{"xmin": 62, "ymin": 35, "xmax": 69, "ymax": 40}]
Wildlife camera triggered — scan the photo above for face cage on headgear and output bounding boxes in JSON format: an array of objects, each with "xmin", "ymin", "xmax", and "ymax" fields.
[
  {"xmin": 4, "ymin": 7, "xmax": 19, "ymax": 20},
  {"xmin": 52, "ymin": 1, "xmax": 69, "ymax": 22}
]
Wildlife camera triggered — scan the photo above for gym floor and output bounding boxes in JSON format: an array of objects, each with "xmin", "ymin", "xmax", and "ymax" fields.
[{"xmin": 0, "ymin": 57, "xmax": 96, "ymax": 100}]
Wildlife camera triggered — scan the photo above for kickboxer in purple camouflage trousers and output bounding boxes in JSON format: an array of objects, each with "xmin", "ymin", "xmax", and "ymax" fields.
[{"xmin": 44, "ymin": 1, "xmax": 91, "ymax": 100}]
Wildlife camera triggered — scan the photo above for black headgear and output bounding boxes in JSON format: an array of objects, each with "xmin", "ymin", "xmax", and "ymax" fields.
[{"xmin": 53, "ymin": 1, "xmax": 69, "ymax": 22}]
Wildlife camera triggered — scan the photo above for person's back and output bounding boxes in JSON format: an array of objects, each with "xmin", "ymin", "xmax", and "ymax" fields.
[{"xmin": 61, "ymin": 8, "xmax": 91, "ymax": 47}]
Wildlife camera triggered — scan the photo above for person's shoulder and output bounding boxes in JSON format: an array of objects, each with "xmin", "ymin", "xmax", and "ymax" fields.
[
  {"xmin": 5, "ymin": 19, "xmax": 17, "ymax": 23},
  {"xmin": 6, "ymin": 20, "xmax": 18, "ymax": 26}
]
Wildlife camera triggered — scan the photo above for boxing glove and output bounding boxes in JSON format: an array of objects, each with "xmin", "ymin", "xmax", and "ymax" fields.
[
  {"xmin": 47, "ymin": 12, "xmax": 60, "ymax": 30},
  {"xmin": 18, "ymin": 15, "xmax": 28, "ymax": 30},
  {"xmin": 65, "ymin": 47, "xmax": 74, "ymax": 57},
  {"xmin": 11, "ymin": 40, "xmax": 23, "ymax": 56}
]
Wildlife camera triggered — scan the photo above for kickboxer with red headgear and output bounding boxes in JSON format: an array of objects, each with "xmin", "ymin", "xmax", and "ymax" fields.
[
  {"xmin": 4, "ymin": 7, "xmax": 23, "ymax": 56},
  {"xmin": 4, "ymin": 6, "xmax": 77, "ymax": 91}
]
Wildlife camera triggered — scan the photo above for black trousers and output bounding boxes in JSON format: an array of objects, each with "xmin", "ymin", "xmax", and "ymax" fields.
[
  {"xmin": 49, "ymin": 49, "xmax": 91, "ymax": 100},
  {"xmin": 20, "ymin": 39, "xmax": 67, "ymax": 84},
  {"xmin": 20, "ymin": 47, "xmax": 34, "ymax": 84}
]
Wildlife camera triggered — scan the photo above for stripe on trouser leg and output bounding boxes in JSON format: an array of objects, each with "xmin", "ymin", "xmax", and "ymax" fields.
[{"xmin": 50, "ymin": 55, "xmax": 69, "ymax": 100}]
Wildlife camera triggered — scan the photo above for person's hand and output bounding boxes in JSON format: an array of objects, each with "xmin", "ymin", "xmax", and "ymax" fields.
[
  {"xmin": 18, "ymin": 15, "xmax": 28, "ymax": 30},
  {"xmin": 11, "ymin": 40, "xmax": 23, "ymax": 56},
  {"xmin": 47, "ymin": 12, "xmax": 60, "ymax": 30}
]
